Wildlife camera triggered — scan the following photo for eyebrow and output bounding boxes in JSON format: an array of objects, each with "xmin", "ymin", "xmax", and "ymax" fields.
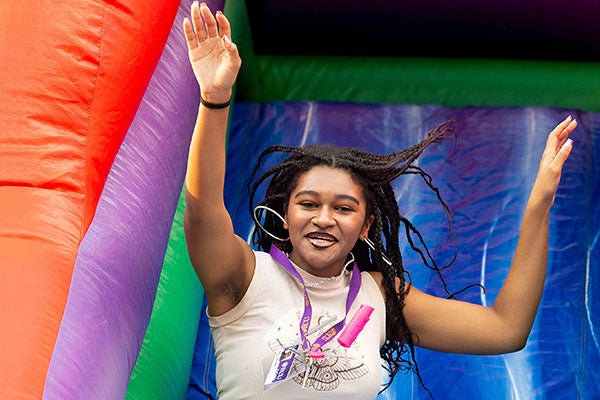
[{"xmin": 294, "ymin": 190, "xmax": 361, "ymax": 205}]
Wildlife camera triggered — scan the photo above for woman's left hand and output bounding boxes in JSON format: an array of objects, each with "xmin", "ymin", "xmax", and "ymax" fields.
[{"xmin": 531, "ymin": 115, "xmax": 577, "ymax": 207}]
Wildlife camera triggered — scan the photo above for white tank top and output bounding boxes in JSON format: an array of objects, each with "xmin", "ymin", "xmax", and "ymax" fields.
[{"xmin": 209, "ymin": 250, "xmax": 387, "ymax": 399}]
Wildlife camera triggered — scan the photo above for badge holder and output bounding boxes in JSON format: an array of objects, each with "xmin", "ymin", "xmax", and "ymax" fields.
[{"xmin": 263, "ymin": 345, "xmax": 303, "ymax": 390}]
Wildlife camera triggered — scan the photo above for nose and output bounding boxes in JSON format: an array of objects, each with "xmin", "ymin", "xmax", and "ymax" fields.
[{"xmin": 312, "ymin": 207, "xmax": 334, "ymax": 228}]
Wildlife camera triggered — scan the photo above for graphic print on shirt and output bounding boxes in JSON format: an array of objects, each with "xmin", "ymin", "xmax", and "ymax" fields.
[
  {"xmin": 265, "ymin": 307, "xmax": 369, "ymax": 392},
  {"xmin": 290, "ymin": 346, "xmax": 369, "ymax": 391}
]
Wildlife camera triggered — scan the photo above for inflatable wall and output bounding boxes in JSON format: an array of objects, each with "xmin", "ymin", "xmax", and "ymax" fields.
[
  {"xmin": 194, "ymin": 102, "xmax": 598, "ymax": 400},
  {"xmin": 0, "ymin": 0, "xmax": 217, "ymax": 398},
  {"xmin": 1, "ymin": 0, "xmax": 598, "ymax": 399}
]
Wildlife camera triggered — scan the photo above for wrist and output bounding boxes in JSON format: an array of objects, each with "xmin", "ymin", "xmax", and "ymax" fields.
[
  {"xmin": 200, "ymin": 95, "xmax": 231, "ymax": 110},
  {"xmin": 200, "ymin": 90, "xmax": 232, "ymax": 105}
]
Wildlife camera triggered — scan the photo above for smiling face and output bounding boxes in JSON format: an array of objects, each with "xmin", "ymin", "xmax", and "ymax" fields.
[{"xmin": 284, "ymin": 166, "xmax": 373, "ymax": 278}]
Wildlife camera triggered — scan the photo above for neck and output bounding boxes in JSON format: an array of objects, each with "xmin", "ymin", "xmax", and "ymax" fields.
[{"xmin": 287, "ymin": 252, "xmax": 354, "ymax": 278}]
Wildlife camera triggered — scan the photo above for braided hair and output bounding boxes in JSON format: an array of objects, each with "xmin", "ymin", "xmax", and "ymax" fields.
[{"xmin": 248, "ymin": 120, "xmax": 456, "ymax": 394}]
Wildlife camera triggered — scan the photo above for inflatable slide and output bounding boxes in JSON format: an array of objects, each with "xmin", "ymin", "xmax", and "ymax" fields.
[{"xmin": 0, "ymin": 0, "xmax": 598, "ymax": 399}]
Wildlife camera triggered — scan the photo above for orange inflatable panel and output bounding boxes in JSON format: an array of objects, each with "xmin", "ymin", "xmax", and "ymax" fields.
[{"xmin": 0, "ymin": 0, "xmax": 179, "ymax": 397}]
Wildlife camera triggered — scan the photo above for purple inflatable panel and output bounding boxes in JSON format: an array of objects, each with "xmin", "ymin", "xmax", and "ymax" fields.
[{"xmin": 41, "ymin": 0, "xmax": 224, "ymax": 397}]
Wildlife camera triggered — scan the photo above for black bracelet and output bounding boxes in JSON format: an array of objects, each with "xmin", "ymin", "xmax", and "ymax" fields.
[{"xmin": 200, "ymin": 95, "xmax": 231, "ymax": 109}]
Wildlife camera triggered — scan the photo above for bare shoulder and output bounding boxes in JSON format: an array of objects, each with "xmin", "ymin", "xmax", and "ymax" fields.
[{"xmin": 367, "ymin": 270, "xmax": 405, "ymax": 297}]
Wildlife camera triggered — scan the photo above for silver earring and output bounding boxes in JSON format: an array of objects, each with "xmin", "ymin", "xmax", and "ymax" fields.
[
  {"xmin": 344, "ymin": 252, "xmax": 355, "ymax": 269},
  {"xmin": 363, "ymin": 237, "xmax": 393, "ymax": 266},
  {"xmin": 253, "ymin": 205, "xmax": 290, "ymax": 242}
]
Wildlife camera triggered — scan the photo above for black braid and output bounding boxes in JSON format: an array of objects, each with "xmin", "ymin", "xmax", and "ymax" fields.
[{"xmin": 247, "ymin": 120, "xmax": 471, "ymax": 396}]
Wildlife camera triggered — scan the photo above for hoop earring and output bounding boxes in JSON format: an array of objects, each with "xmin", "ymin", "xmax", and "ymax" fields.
[
  {"xmin": 253, "ymin": 205, "xmax": 290, "ymax": 242},
  {"xmin": 344, "ymin": 252, "xmax": 355, "ymax": 269},
  {"xmin": 363, "ymin": 237, "xmax": 393, "ymax": 266}
]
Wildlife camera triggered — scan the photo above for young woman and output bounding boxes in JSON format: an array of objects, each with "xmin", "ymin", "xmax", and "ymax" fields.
[{"xmin": 182, "ymin": 3, "xmax": 577, "ymax": 399}]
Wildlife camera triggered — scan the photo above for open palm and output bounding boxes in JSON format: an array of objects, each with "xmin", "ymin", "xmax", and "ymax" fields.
[{"xmin": 183, "ymin": 2, "xmax": 241, "ymax": 100}]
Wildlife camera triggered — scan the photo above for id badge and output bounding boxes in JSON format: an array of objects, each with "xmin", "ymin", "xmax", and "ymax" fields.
[{"xmin": 263, "ymin": 345, "xmax": 302, "ymax": 389}]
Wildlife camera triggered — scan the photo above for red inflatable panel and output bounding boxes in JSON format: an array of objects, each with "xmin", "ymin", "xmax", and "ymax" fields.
[{"xmin": 0, "ymin": 0, "xmax": 179, "ymax": 398}]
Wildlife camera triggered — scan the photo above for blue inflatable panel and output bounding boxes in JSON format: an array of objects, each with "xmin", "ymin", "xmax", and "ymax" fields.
[{"xmin": 189, "ymin": 102, "xmax": 599, "ymax": 399}]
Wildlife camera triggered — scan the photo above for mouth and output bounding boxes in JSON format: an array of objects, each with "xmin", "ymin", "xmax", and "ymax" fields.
[{"xmin": 305, "ymin": 232, "xmax": 338, "ymax": 248}]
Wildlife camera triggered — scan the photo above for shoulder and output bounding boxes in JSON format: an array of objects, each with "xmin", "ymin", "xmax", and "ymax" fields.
[
  {"xmin": 367, "ymin": 271, "xmax": 400, "ymax": 298},
  {"xmin": 361, "ymin": 271, "xmax": 385, "ymax": 302},
  {"xmin": 362, "ymin": 271, "xmax": 387, "ymax": 346},
  {"xmin": 363, "ymin": 271, "xmax": 384, "ymax": 296},
  {"xmin": 366, "ymin": 271, "xmax": 386, "ymax": 298},
  {"xmin": 206, "ymin": 249, "xmax": 277, "ymax": 318},
  {"xmin": 208, "ymin": 250, "xmax": 281, "ymax": 324},
  {"xmin": 367, "ymin": 270, "xmax": 411, "ymax": 296}
]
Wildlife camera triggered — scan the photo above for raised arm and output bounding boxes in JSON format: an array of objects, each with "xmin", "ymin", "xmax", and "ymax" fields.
[
  {"xmin": 390, "ymin": 116, "xmax": 577, "ymax": 354},
  {"xmin": 182, "ymin": 2, "xmax": 254, "ymax": 316}
]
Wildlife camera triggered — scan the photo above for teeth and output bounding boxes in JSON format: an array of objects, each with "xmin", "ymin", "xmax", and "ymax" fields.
[{"xmin": 307, "ymin": 234, "xmax": 336, "ymax": 242}]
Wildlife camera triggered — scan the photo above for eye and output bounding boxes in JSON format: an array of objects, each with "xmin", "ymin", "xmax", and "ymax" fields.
[
  {"xmin": 300, "ymin": 201, "xmax": 317, "ymax": 209},
  {"xmin": 336, "ymin": 205, "xmax": 354, "ymax": 213}
]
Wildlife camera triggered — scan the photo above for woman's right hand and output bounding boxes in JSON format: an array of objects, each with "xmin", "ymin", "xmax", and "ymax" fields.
[{"xmin": 182, "ymin": 1, "xmax": 241, "ymax": 103}]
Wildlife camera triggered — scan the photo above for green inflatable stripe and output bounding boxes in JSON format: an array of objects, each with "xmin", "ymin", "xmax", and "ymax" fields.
[
  {"xmin": 236, "ymin": 56, "xmax": 600, "ymax": 112},
  {"xmin": 225, "ymin": 0, "xmax": 600, "ymax": 112},
  {"xmin": 126, "ymin": 188, "xmax": 204, "ymax": 400}
]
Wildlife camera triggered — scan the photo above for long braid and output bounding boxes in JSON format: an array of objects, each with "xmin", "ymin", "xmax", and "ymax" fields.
[{"xmin": 247, "ymin": 120, "xmax": 464, "ymax": 395}]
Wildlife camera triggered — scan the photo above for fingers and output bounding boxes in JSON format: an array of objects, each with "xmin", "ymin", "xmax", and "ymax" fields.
[
  {"xmin": 182, "ymin": 18, "xmax": 198, "ymax": 50},
  {"xmin": 216, "ymin": 10, "xmax": 232, "ymax": 40},
  {"xmin": 191, "ymin": 1, "xmax": 206, "ymax": 41},
  {"xmin": 554, "ymin": 138, "xmax": 574, "ymax": 167},
  {"xmin": 222, "ymin": 34, "xmax": 241, "ymax": 70},
  {"xmin": 183, "ymin": 2, "xmax": 232, "ymax": 47},
  {"xmin": 182, "ymin": 2, "xmax": 204, "ymax": 51},
  {"xmin": 543, "ymin": 115, "xmax": 576, "ymax": 158},
  {"xmin": 555, "ymin": 116, "xmax": 577, "ymax": 142},
  {"xmin": 543, "ymin": 116, "xmax": 576, "ymax": 171},
  {"xmin": 200, "ymin": 3, "xmax": 219, "ymax": 37},
  {"xmin": 549, "ymin": 115, "xmax": 577, "ymax": 143}
]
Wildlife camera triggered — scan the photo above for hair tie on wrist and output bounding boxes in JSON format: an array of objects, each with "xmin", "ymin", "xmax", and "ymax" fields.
[{"xmin": 200, "ymin": 95, "xmax": 231, "ymax": 109}]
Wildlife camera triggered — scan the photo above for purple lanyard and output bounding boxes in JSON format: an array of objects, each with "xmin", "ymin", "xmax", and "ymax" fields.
[{"xmin": 270, "ymin": 245, "xmax": 362, "ymax": 352}]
